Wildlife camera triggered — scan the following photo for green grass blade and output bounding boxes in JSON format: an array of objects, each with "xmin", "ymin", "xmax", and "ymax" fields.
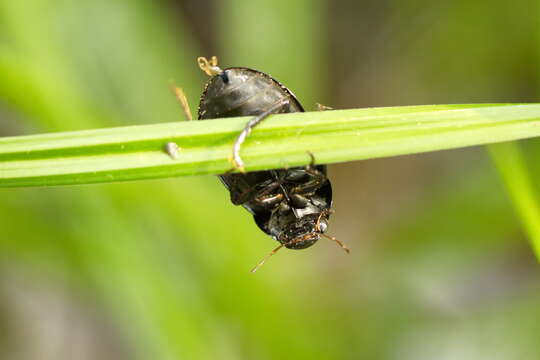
[
  {"xmin": 488, "ymin": 143, "xmax": 540, "ymax": 260},
  {"xmin": 218, "ymin": 0, "xmax": 325, "ymax": 106},
  {"xmin": 1, "ymin": 103, "xmax": 540, "ymax": 187}
]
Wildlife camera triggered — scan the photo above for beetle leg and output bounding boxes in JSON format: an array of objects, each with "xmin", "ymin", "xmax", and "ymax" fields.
[
  {"xmin": 305, "ymin": 151, "xmax": 326, "ymax": 181},
  {"xmin": 256, "ymin": 193, "xmax": 284, "ymax": 207},
  {"xmin": 291, "ymin": 174, "xmax": 327, "ymax": 194},
  {"xmin": 290, "ymin": 193, "xmax": 310, "ymax": 208},
  {"xmin": 164, "ymin": 85, "xmax": 192, "ymax": 158},
  {"xmin": 316, "ymin": 103, "xmax": 333, "ymax": 111},
  {"xmin": 231, "ymin": 173, "xmax": 286, "ymax": 208},
  {"xmin": 291, "ymin": 152, "xmax": 328, "ymax": 194},
  {"xmin": 231, "ymin": 180, "xmax": 281, "ymax": 206},
  {"xmin": 306, "ymin": 151, "xmax": 316, "ymax": 169},
  {"xmin": 171, "ymin": 84, "xmax": 193, "ymax": 121},
  {"xmin": 232, "ymin": 97, "xmax": 290, "ymax": 173}
]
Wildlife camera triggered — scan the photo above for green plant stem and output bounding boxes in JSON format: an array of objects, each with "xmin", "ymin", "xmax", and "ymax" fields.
[
  {"xmin": 1, "ymin": 104, "xmax": 540, "ymax": 187},
  {"xmin": 488, "ymin": 143, "xmax": 540, "ymax": 261}
]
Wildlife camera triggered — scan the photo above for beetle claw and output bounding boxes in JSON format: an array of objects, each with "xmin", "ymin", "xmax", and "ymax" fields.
[
  {"xmin": 233, "ymin": 159, "xmax": 246, "ymax": 174},
  {"xmin": 316, "ymin": 103, "xmax": 333, "ymax": 111},
  {"xmin": 306, "ymin": 151, "xmax": 316, "ymax": 170},
  {"xmin": 224, "ymin": 154, "xmax": 246, "ymax": 174}
]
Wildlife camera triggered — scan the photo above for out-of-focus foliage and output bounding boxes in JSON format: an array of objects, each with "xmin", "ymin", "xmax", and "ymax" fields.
[{"xmin": 0, "ymin": 1, "xmax": 539, "ymax": 359}]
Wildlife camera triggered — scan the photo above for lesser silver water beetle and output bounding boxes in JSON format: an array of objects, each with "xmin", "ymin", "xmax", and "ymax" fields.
[{"xmin": 168, "ymin": 56, "xmax": 349, "ymax": 271}]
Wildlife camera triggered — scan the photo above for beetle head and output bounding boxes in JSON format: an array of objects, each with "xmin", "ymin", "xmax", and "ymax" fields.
[
  {"xmin": 278, "ymin": 213, "xmax": 328, "ymax": 249},
  {"xmin": 251, "ymin": 210, "xmax": 348, "ymax": 273}
]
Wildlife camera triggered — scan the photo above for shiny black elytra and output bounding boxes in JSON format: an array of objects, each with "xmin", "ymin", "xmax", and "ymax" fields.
[{"xmin": 177, "ymin": 56, "xmax": 348, "ymax": 271}]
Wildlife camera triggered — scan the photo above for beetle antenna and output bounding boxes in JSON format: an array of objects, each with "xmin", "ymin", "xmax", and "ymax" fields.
[
  {"xmin": 197, "ymin": 56, "xmax": 222, "ymax": 76},
  {"xmin": 322, "ymin": 234, "xmax": 350, "ymax": 254},
  {"xmin": 250, "ymin": 244, "xmax": 284, "ymax": 273}
]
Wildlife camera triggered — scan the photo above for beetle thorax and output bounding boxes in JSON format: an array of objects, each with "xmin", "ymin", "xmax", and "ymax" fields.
[{"xmin": 198, "ymin": 68, "xmax": 303, "ymax": 120}]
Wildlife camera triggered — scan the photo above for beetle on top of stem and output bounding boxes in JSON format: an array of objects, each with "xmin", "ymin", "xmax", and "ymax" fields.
[{"xmin": 167, "ymin": 56, "xmax": 349, "ymax": 272}]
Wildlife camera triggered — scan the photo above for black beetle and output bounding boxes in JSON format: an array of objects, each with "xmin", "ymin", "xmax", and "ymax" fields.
[{"xmin": 170, "ymin": 57, "xmax": 349, "ymax": 271}]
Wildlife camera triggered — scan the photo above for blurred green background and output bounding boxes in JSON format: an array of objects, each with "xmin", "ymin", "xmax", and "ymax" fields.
[{"xmin": 1, "ymin": 1, "xmax": 540, "ymax": 359}]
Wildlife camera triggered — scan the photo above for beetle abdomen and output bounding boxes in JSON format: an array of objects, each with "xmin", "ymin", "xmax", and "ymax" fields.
[{"xmin": 198, "ymin": 67, "xmax": 303, "ymax": 120}]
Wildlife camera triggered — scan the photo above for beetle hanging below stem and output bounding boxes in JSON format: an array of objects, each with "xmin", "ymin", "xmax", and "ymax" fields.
[{"xmin": 166, "ymin": 56, "xmax": 350, "ymax": 271}]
